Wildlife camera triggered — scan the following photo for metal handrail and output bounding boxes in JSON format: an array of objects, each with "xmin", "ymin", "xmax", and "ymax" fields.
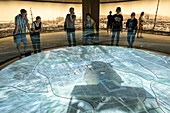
[{"xmin": 0, "ymin": 28, "xmax": 170, "ymax": 39}]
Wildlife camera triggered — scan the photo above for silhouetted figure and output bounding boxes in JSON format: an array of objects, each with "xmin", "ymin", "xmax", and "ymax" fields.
[
  {"xmin": 65, "ymin": 7, "xmax": 76, "ymax": 47},
  {"xmin": 30, "ymin": 16, "xmax": 43, "ymax": 54},
  {"xmin": 13, "ymin": 9, "xmax": 31, "ymax": 57},
  {"xmin": 107, "ymin": 11, "xmax": 112, "ymax": 35},
  {"xmin": 137, "ymin": 12, "xmax": 144, "ymax": 38},
  {"xmin": 111, "ymin": 7, "xmax": 123, "ymax": 46},
  {"xmin": 126, "ymin": 12, "xmax": 138, "ymax": 48},
  {"xmin": 83, "ymin": 13, "xmax": 96, "ymax": 45}
]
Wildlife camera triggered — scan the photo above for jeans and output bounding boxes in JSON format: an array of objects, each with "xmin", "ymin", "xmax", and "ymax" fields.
[
  {"xmin": 67, "ymin": 31, "xmax": 76, "ymax": 47},
  {"xmin": 127, "ymin": 30, "xmax": 136, "ymax": 46},
  {"xmin": 111, "ymin": 31, "xmax": 120, "ymax": 46},
  {"xmin": 14, "ymin": 34, "xmax": 27, "ymax": 45},
  {"xmin": 30, "ymin": 35, "xmax": 41, "ymax": 51}
]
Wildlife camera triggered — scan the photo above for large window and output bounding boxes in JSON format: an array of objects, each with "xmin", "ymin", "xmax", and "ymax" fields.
[
  {"xmin": 100, "ymin": 0, "xmax": 170, "ymax": 32},
  {"xmin": 0, "ymin": 1, "xmax": 82, "ymax": 37}
]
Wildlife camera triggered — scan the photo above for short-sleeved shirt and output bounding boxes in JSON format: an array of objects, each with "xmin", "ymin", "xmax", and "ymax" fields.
[
  {"xmin": 126, "ymin": 18, "xmax": 138, "ymax": 31},
  {"xmin": 112, "ymin": 14, "xmax": 123, "ymax": 30},
  {"xmin": 15, "ymin": 14, "xmax": 28, "ymax": 34},
  {"xmin": 31, "ymin": 21, "xmax": 43, "ymax": 36},
  {"xmin": 66, "ymin": 14, "xmax": 76, "ymax": 29},
  {"xmin": 32, "ymin": 22, "xmax": 43, "ymax": 29}
]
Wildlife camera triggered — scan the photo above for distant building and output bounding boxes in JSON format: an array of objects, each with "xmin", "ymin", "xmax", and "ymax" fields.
[{"xmin": 56, "ymin": 17, "xmax": 64, "ymax": 22}]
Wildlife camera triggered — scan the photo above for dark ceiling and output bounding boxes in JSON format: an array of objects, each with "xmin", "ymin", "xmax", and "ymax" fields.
[
  {"xmin": 38, "ymin": 0, "xmax": 140, "ymax": 3},
  {"xmin": 2, "ymin": 0, "xmax": 142, "ymax": 4}
]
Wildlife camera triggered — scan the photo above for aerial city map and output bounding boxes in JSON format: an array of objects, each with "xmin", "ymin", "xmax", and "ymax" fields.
[{"xmin": 0, "ymin": 46, "xmax": 169, "ymax": 113}]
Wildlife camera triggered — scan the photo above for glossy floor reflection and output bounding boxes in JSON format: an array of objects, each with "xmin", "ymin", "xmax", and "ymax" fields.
[{"xmin": 0, "ymin": 46, "xmax": 169, "ymax": 113}]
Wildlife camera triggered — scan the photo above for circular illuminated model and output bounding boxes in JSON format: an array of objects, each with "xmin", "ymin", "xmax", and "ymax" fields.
[{"xmin": 0, "ymin": 46, "xmax": 169, "ymax": 113}]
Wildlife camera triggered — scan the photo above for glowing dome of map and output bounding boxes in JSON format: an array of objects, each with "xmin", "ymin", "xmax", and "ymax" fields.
[{"xmin": 0, "ymin": 46, "xmax": 169, "ymax": 113}]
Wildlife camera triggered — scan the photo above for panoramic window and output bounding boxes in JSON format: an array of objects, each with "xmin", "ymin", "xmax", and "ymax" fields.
[
  {"xmin": 0, "ymin": 0, "xmax": 169, "ymax": 113},
  {"xmin": 100, "ymin": 0, "xmax": 170, "ymax": 32},
  {"xmin": 0, "ymin": 1, "xmax": 82, "ymax": 37}
]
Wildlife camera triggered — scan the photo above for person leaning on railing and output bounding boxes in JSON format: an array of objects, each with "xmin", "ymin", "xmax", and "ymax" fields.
[
  {"xmin": 30, "ymin": 16, "xmax": 43, "ymax": 54},
  {"xmin": 13, "ymin": 9, "xmax": 31, "ymax": 57}
]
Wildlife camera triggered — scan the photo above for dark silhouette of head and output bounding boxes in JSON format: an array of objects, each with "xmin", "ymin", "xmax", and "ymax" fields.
[
  {"xmin": 141, "ymin": 12, "xmax": 144, "ymax": 17},
  {"xmin": 116, "ymin": 7, "xmax": 121, "ymax": 13},
  {"xmin": 109, "ymin": 11, "xmax": 112, "ymax": 15},
  {"xmin": 69, "ymin": 7, "xmax": 74, "ymax": 14}
]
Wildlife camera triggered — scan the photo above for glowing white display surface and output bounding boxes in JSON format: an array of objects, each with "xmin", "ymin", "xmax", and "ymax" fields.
[{"xmin": 0, "ymin": 46, "xmax": 169, "ymax": 113}]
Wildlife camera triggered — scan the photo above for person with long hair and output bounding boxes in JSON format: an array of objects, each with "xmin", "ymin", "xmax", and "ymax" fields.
[
  {"xmin": 83, "ymin": 13, "xmax": 96, "ymax": 45},
  {"xmin": 137, "ymin": 12, "xmax": 144, "ymax": 38}
]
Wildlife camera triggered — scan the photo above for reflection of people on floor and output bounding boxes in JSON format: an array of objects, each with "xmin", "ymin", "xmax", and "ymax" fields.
[
  {"xmin": 83, "ymin": 13, "xmax": 96, "ymax": 45},
  {"xmin": 111, "ymin": 7, "xmax": 123, "ymax": 46},
  {"xmin": 137, "ymin": 12, "xmax": 144, "ymax": 38},
  {"xmin": 65, "ymin": 7, "xmax": 76, "ymax": 47},
  {"xmin": 13, "ymin": 9, "xmax": 31, "ymax": 56},
  {"xmin": 126, "ymin": 12, "xmax": 138, "ymax": 48},
  {"xmin": 107, "ymin": 11, "xmax": 113, "ymax": 35},
  {"xmin": 30, "ymin": 16, "xmax": 43, "ymax": 54}
]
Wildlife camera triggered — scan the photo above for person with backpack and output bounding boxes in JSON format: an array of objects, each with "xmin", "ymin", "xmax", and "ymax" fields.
[
  {"xmin": 30, "ymin": 16, "xmax": 43, "ymax": 54},
  {"xmin": 83, "ymin": 13, "xmax": 96, "ymax": 45},
  {"xmin": 126, "ymin": 12, "xmax": 138, "ymax": 48},
  {"xmin": 64, "ymin": 7, "xmax": 76, "ymax": 47},
  {"xmin": 111, "ymin": 7, "xmax": 123, "ymax": 46}
]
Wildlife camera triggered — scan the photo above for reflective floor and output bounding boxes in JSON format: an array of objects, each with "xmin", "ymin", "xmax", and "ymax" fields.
[{"xmin": 0, "ymin": 46, "xmax": 169, "ymax": 113}]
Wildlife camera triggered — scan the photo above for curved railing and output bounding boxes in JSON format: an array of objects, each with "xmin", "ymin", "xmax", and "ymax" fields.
[{"xmin": 0, "ymin": 29, "xmax": 170, "ymax": 69}]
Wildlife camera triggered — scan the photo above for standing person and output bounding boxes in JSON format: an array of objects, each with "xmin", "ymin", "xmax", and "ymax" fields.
[
  {"xmin": 111, "ymin": 7, "xmax": 123, "ymax": 46},
  {"xmin": 137, "ymin": 12, "xmax": 144, "ymax": 38},
  {"xmin": 84, "ymin": 13, "xmax": 96, "ymax": 45},
  {"xmin": 126, "ymin": 12, "xmax": 138, "ymax": 48},
  {"xmin": 107, "ymin": 11, "xmax": 113, "ymax": 35},
  {"xmin": 30, "ymin": 16, "xmax": 43, "ymax": 54},
  {"xmin": 65, "ymin": 7, "xmax": 76, "ymax": 47},
  {"xmin": 13, "ymin": 9, "xmax": 31, "ymax": 56}
]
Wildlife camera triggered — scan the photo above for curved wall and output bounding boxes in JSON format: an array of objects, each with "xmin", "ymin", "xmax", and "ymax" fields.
[{"xmin": 0, "ymin": 0, "xmax": 170, "ymax": 68}]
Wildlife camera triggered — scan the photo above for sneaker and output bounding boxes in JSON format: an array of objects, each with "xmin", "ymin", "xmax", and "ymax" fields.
[
  {"xmin": 140, "ymin": 36, "xmax": 143, "ymax": 38},
  {"xmin": 137, "ymin": 36, "xmax": 140, "ymax": 38}
]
